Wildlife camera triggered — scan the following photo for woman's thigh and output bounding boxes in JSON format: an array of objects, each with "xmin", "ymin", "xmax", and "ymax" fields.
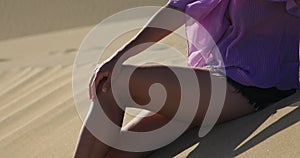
[{"xmin": 103, "ymin": 64, "xmax": 255, "ymax": 126}]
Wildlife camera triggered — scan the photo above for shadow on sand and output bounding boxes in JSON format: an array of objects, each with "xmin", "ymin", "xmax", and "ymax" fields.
[{"xmin": 150, "ymin": 91, "xmax": 300, "ymax": 158}]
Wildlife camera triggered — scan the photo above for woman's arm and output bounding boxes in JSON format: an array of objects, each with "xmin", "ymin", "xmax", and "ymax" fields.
[
  {"xmin": 112, "ymin": 4, "xmax": 185, "ymax": 62},
  {"xmin": 90, "ymin": 4, "xmax": 186, "ymax": 97}
]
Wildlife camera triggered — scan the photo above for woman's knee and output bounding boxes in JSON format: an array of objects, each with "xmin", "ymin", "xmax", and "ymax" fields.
[{"xmin": 95, "ymin": 78, "xmax": 124, "ymax": 116}]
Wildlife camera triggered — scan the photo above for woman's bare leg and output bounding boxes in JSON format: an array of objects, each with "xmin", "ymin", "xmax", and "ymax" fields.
[
  {"xmin": 104, "ymin": 111, "xmax": 170, "ymax": 158},
  {"xmin": 74, "ymin": 65, "xmax": 255, "ymax": 158},
  {"xmin": 74, "ymin": 80, "xmax": 125, "ymax": 158}
]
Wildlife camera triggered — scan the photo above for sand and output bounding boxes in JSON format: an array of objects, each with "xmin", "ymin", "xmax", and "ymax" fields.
[{"xmin": 0, "ymin": 0, "xmax": 299, "ymax": 158}]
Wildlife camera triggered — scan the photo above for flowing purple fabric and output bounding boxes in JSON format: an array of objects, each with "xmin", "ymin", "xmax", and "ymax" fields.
[{"xmin": 168, "ymin": 0, "xmax": 300, "ymax": 90}]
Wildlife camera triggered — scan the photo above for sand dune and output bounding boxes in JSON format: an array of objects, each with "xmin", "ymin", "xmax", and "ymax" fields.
[
  {"xmin": 0, "ymin": 66, "xmax": 81, "ymax": 158},
  {"xmin": 0, "ymin": 0, "xmax": 167, "ymax": 41},
  {"xmin": 0, "ymin": 25, "xmax": 88, "ymax": 157}
]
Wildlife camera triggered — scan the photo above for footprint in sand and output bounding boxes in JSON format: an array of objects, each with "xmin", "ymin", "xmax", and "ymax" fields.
[
  {"xmin": 149, "ymin": 45, "xmax": 169, "ymax": 51},
  {"xmin": 0, "ymin": 58, "xmax": 10, "ymax": 62},
  {"xmin": 63, "ymin": 48, "xmax": 78, "ymax": 54},
  {"xmin": 48, "ymin": 51, "xmax": 60, "ymax": 55},
  {"xmin": 48, "ymin": 48, "xmax": 78, "ymax": 55}
]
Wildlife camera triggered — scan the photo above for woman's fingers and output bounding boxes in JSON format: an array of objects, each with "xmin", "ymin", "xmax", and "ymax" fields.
[
  {"xmin": 102, "ymin": 75, "xmax": 111, "ymax": 92},
  {"xmin": 91, "ymin": 73, "xmax": 104, "ymax": 99},
  {"xmin": 89, "ymin": 70, "xmax": 103, "ymax": 100},
  {"xmin": 96, "ymin": 71, "xmax": 109, "ymax": 89}
]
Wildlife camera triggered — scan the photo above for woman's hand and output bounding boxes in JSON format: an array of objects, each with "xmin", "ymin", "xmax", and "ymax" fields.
[
  {"xmin": 88, "ymin": 6, "xmax": 184, "ymax": 100},
  {"xmin": 89, "ymin": 58, "xmax": 118, "ymax": 100}
]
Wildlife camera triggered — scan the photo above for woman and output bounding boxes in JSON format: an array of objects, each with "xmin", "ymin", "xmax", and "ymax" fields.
[{"xmin": 75, "ymin": 0, "xmax": 300, "ymax": 157}]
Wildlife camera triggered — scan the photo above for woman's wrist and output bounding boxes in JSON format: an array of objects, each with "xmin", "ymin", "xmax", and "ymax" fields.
[
  {"xmin": 111, "ymin": 50, "xmax": 126, "ymax": 63},
  {"xmin": 111, "ymin": 44, "xmax": 136, "ymax": 64}
]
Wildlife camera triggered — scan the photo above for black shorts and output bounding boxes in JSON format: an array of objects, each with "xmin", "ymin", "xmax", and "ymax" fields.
[{"xmin": 226, "ymin": 77, "xmax": 296, "ymax": 111}]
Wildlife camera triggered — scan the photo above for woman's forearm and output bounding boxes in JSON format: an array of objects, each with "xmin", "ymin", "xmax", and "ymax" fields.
[{"xmin": 112, "ymin": 5, "xmax": 185, "ymax": 62}]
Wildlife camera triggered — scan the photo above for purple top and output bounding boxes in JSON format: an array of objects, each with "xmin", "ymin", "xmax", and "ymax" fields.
[{"xmin": 168, "ymin": 0, "xmax": 300, "ymax": 90}]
